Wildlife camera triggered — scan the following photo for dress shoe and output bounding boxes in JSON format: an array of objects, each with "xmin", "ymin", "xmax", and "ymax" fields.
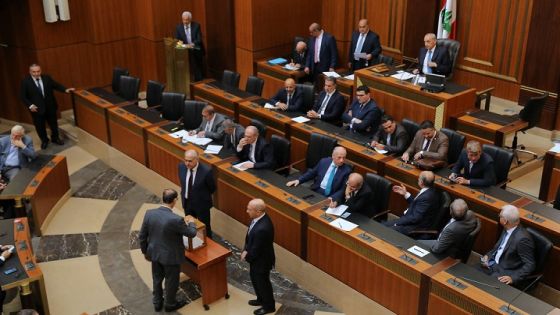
[
  {"xmin": 254, "ymin": 307, "xmax": 275, "ymax": 315},
  {"xmin": 154, "ymin": 302, "xmax": 163, "ymax": 312},
  {"xmin": 164, "ymin": 300, "xmax": 187, "ymax": 312},
  {"xmin": 41, "ymin": 141, "xmax": 49, "ymax": 150},
  {"xmin": 52, "ymin": 138, "xmax": 64, "ymax": 145},
  {"xmin": 248, "ymin": 299, "xmax": 262, "ymax": 306}
]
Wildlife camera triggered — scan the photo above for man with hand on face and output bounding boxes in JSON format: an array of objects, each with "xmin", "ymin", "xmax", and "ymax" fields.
[
  {"xmin": 307, "ymin": 76, "xmax": 345, "ymax": 125},
  {"xmin": 0, "ymin": 125, "xmax": 37, "ymax": 181},
  {"xmin": 370, "ymin": 115, "xmax": 409, "ymax": 155},
  {"xmin": 450, "ymin": 140, "xmax": 496, "ymax": 187},
  {"xmin": 189, "ymin": 105, "xmax": 226, "ymax": 141},
  {"xmin": 329, "ymin": 173, "xmax": 374, "ymax": 217},
  {"xmin": 348, "ymin": 19, "xmax": 382, "ymax": 71},
  {"xmin": 402, "ymin": 120, "xmax": 448, "ymax": 164},
  {"xmin": 413, "ymin": 33, "xmax": 451, "ymax": 76},
  {"xmin": 236, "ymin": 126, "xmax": 275, "ymax": 170},
  {"xmin": 269, "ymin": 78, "xmax": 304, "ymax": 112}
]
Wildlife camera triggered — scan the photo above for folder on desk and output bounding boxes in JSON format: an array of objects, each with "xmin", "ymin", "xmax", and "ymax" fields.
[{"xmin": 268, "ymin": 58, "xmax": 288, "ymax": 65}]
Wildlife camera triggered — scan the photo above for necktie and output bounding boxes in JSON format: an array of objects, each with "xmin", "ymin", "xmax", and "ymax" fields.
[
  {"xmin": 250, "ymin": 143, "xmax": 256, "ymax": 162},
  {"xmin": 354, "ymin": 34, "xmax": 365, "ymax": 60},
  {"xmin": 187, "ymin": 169, "xmax": 194, "ymax": 199},
  {"xmin": 231, "ymin": 133, "xmax": 236, "ymax": 147},
  {"xmin": 286, "ymin": 93, "xmax": 291, "ymax": 106},
  {"xmin": 319, "ymin": 94, "xmax": 330, "ymax": 114},
  {"xmin": 205, "ymin": 120, "xmax": 212, "ymax": 132},
  {"xmin": 324, "ymin": 165, "xmax": 337, "ymax": 195},
  {"xmin": 186, "ymin": 26, "xmax": 192, "ymax": 44},
  {"xmin": 469, "ymin": 162, "xmax": 474, "ymax": 174},
  {"xmin": 36, "ymin": 78, "xmax": 44, "ymax": 96},
  {"xmin": 314, "ymin": 37, "xmax": 320, "ymax": 63},
  {"xmin": 490, "ymin": 231, "xmax": 508, "ymax": 265},
  {"xmin": 426, "ymin": 50, "xmax": 433, "ymax": 74},
  {"xmin": 248, "ymin": 219, "xmax": 257, "ymax": 234},
  {"xmin": 423, "ymin": 139, "xmax": 432, "ymax": 151}
]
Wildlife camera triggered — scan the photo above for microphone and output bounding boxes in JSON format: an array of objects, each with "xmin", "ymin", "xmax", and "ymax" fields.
[
  {"xmin": 396, "ymin": 245, "xmax": 413, "ymax": 263},
  {"xmin": 458, "ymin": 276, "xmax": 500, "ymax": 290},
  {"xmin": 500, "ymin": 275, "xmax": 543, "ymax": 315}
]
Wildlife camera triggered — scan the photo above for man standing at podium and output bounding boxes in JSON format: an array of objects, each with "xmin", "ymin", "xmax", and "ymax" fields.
[{"xmin": 175, "ymin": 11, "xmax": 205, "ymax": 81}]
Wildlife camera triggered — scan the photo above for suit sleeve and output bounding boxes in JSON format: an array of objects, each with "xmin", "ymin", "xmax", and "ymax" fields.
[
  {"xmin": 298, "ymin": 161, "xmax": 320, "ymax": 184},
  {"xmin": 288, "ymin": 91, "xmax": 304, "ymax": 112},
  {"xmin": 394, "ymin": 195, "xmax": 433, "ymax": 227},
  {"xmin": 244, "ymin": 223, "xmax": 273, "ymax": 263},
  {"xmin": 205, "ymin": 119, "xmax": 225, "ymax": 141},
  {"xmin": 469, "ymin": 159, "xmax": 497, "ymax": 187},
  {"xmin": 353, "ymin": 107, "xmax": 376, "ymax": 132},
  {"xmin": 451, "ymin": 151, "xmax": 467, "ymax": 174},
  {"xmin": 175, "ymin": 25, "xmax": 182, "ymax": 40},
  {"xmin": 435, "ymin": 48, "xmax": 452, "ymax": 75},
  {"xmin": 371, "ymin": 127, "xmax": 383, "ymax": 143},
  {"xmin": 173, "ymin": 218, "xmax": 198, "ymax": 238},
  {"xmin": 205, "ymin": 167, "xmax": 216, "ymax": 194},
  {"xmin": 20, "ymin": 80, "xmax": 33, "ymax": 108},
  {"xmin": 431, "ymin": 226, "xmax": 455, "ymax": 254},
  {"xmin": 422, "ymin": 135, "xmax": 449, "ymax": 161},
  {"xmin": 328, "ymin": 36, "xmax": 338, "ymax": 69},
  {"xmin": 386, "ymin": 129, "xmax": 409, "ymax": 155},
  {"xmin": 253, "ymin": 143, "xmax": 275, "ymax": 169},
  {"xmin": 369, "ymin": 34, "xmax": 382, "ymax": 59},
  {"xmin": 511, "ymin": 236, "xmax": 536, "ymax": 283},
  {"xmin": 270, "ymin": 89, "xmax": 284, "ymax": 105},
  {"xmin": 138, "ymin": 215, "xmax": 150, "ymax": 254},
  {"xmin": 321, "ymin": 94, "xmax": 345, "ymax": 122},
  {"xmin": 21, "ymin": 137, "xmax": 37, "ymax": 161},
  {"xmin": 305, "ymin": 39, "xmax": 314, "ymax": 69},
  {"xmin": 49, "ymin": 76, "xmax": 67, "ymax": 93}
]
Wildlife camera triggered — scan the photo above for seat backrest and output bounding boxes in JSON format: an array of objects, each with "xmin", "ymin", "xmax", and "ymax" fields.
[
  {"xmin": 554, "ymin": 185, "xmax": 560, "ymax": 210},
  {"xmin": 482, "ymin": 144, "xmax": 514, "ymax": 185},
  {"xmin": 401, "ymin": 118, "xmax": 420, "ymax": 142},
  {"xmin": 296, "ymin": 83, "xmax": 315, "ymax": 111},
  {"xmin": 245, "ymin": 75, "xmax": 264, "ymax": 96},
  {"xmin": 160, "ymin": 92, "xmax": 185, "ymax": 121},
  {"xmin": 440, "ymin": 128, "xmax": 466, "ymax": 165},
  {"xmin": 293, "ymin": 36, "xmax": 306, "ymax": 49},
  {"xmin": 306, "ymin": 133, "xmax": 337, "ymax": 170},
  {"xmin": 458, "ymin": 216, "xmax": 481, "ymax": 262},
  {"xmin": 526, "ymin": 227, "xmax": 552, "ymax": 274},
  {"xmin": 365, "ymin": 173, "xmax": 392, "ymax": 218},
  {"xmin": 118, "ymin": 75, "xmax": 140, "ymax": 101},
  {"xmin": 250, "ymin": 118, "xmax": 267, "ymax": 136},
  {"xmin": 519, "ymin": 92, "xmax": 549, "ymax": 129},
  {"xmin": 222, "ymin": 70, "xmax": 240, "ymax": 89},
  {"xmin": 112, "ymin": 67, "xmax": 129, "ymax": 93},
  {"xmin": 434, "ymin": 191, "xmax": 452, "ymax": 231},
  {"xmin": 183, "ymin": 100, "xmax": 207, "ymax": 130},
  {"xmin": 436, "ymin": 38, "xmax": 461, "ymax": 79},
  {"xmin": 271, "ymin": 135, "xmax": 291, "ymax": 173},
  {"xmin": 377, "ymin": 54, "xmax": 394, "ymax": 66},
  {"xmin": 146, "ymin": 80, "xmax": 166, "ymax": 107}
]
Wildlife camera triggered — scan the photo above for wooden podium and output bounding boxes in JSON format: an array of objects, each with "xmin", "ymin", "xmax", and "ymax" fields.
[{"xmin": 164, "ymin": 37, "xmax": 192, "ymax": 97}]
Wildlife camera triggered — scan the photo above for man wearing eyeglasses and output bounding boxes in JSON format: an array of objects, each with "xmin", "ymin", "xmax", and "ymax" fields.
[
  {"xmin": 328, "ymin": 173, "xmax": 374, "ymax": 217},
  {"xmin": 342, "ymin": 85, "xmax": 382, "ymax": 135},
  {"xmin": 370, "ymin": 115, "xmax": 409, "ymax": 155}
]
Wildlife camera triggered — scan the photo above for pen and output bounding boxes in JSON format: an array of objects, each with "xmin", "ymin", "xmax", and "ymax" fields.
[{"xmin": 337, "ymin": 222, "xmax": 343, "ymax": 228}]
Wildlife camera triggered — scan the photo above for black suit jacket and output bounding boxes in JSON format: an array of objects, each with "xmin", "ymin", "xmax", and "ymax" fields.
[
  {"xmin": 223, "ymin": 125, "xmax": 245, "ymax": 151},
  {"xmin": 417, "ymin": 45, "xmax": 451, "ymax": 76},
  {"xmin": 291, "ymin": 49, "xmax": 307, "ymax": 67},
  {"xmin": 391, "ymin": 188, "xmax": 439, "ymax": 235},
  {"xmin": 348, "ymin": 31, "xmax": 382, "ymax": 71},
  {"xmin": 244, "ymin": 213, "xmax": 275, "ymax": 272},
  {"xmin": 312, "ymin": 90, "xmax": 345, "ymax": 125},
  {"xmin": 342, "ymin": 98, "xmax": 382, "ymax": 135},
  {"xmin": 20, "ymin": 75, "xmax": 67, "ymax": 115},
  {"xmin": 139, "ymin": 206, "xmax": 197, "ymax": 265},
  {"xmin": 305, "ymin": 32, "xmax": 338, "ymax": 72},
  {"xmin": 486, "ymin": 226, "xmax": 536, "ymax": 283},
  {"xmin": 236, "ymin": 137, "xmax": 275, "ymax": 169},
  {"xmin": 175, "ymin": 22, "xmax": 205, "ymax": 55},
  {"xmin": 270, "ymin": 87, "xmax": 304, "ymax": 112},
  {"xmin": 332, "ymin": 183, "xmax": 374, "ymax": 217},
  {"xmin": 421, "ymin": 210, "xmax": 477, "ymax": 258},
  {"xmin": 372, "ymin": 123, "xmax": 409, "ymax": 155},
  {"xmin": 178, "ymin": 162, "xmax": 216, "ymax": 213},
  {"xmin": 452, "ymin": 150, "xmax": 496, "ymax": 187}
]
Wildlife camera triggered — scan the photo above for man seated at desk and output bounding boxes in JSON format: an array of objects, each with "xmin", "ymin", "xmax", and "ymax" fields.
[
  {"xmin": 329, "ymin": 172, "xmax": 374, "ymax": 217},
  {"xmin": 222, "ymin": 119, "xmax": 245, "ymax": 151},
  {"xmin": 0, "ymin": 245, "xmax": 13, "ymax": 315},
  {"xmin": 342, "ymin": 85, "xmax": 382, "ymax": 135},
  {"xmin": 412, "ymin": 33, "xmax": 451, "ymax": 76},
  {"xmin": 402, "ymin": 120, "xmax": 448, "ymax": 164},
  {"xmin": 480, "ymin": 205, "xmax": 535, "ymax": 285},
  {"xmin": 0, "ymin": 125, "xmax": 37, "ymax": 181},
  {"xmin": 189, "ymin": 105, "xmax": 226, "ymax": 141},
  {"xmin": 306, "ymin": 76, "xmax": 345, "ymax": 125},
  {"xmin": 419, "ymin": 198, "xmax": 477, "ymax": 258},
  {"xmin": 286, "ymin": 146, "xmax": 352, "ymax": 198},
  {"xmin": 450, "ymin": 140, "xmax": 496, "ymax": 187},
  {"xmin": 290, "ymin": 41, "xmax": 307, "ymax": 70},
  {"xmin": 236, "ymin": 126, "xmax": 275, "ymax": 170},
  {"xmin": 269, "ymin": 78, "xmax": 304, "ymax": 112},
  {"xmin": 384, "ymin": 171, "xmax": 440, "ymax": 236},
  {"xmin": 370, "ymin": 115, "xmax": 409, "ymax": 155}
]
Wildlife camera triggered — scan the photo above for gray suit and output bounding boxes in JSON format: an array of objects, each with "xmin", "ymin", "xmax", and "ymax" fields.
[
  {"xmin": 194, "ymin": 113, "xmax": 226, "ymax": 141},
  {"xmin": 420, "ymin": 210, "xmax": 477, "ymax": 258},
  {"xmin": 223, "ymin": 124, "xmax": 245, "ymax": 151},
  {"xmin": 139, "ymin": 206, "xmax": 197, "ymax": 308},
  {"xmin": 405, "ymin": 129, "xmax": 449, "ymax": 162},
  {"xmin": 0, "ymin": 135, "xmax": 37, "ymax": 180}
]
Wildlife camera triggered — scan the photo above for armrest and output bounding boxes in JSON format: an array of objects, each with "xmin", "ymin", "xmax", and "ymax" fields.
[
  {"xmin": 372, "ymin": 210, "xmax": 391, "ymax": 220},
  {"xmin": 476, "ymin": 87, "xmax": 495, "ymax": 111},
  {"xmin": 408, "ymin": 230, "xmax": 439, "ymax": 235}
]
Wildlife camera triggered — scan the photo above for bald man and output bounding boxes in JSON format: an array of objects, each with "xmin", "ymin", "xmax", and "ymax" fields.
[
  {"xmin": 236, "ymin": 126, "xmax": 275, "ymax": 170},
  {"xmin": 329, "ymin": 173, "xmax": 375, "ymax": 217},
  {"xmin": 413, "ymin": 33, "xmax": 451, "ymax": 76},
  {"xmin": 269, "ymin": 78, "xmax": 304, "ymax": 112},
  {"xmin": 348, "ymin": 19, "xmax": 382, "ymax": 71},
  {"xmin": 175, "ymin": 11, "xmax": 205, "ymax": 81},
  {"xmin": 290, "ymin": 41, "xmax": 308, "ymax": 69}
]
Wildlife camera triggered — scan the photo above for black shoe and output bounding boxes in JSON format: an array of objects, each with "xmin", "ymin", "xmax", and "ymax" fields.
[
  {"xmin": 254, "ymin": 307, "xmax": 275, "ymax": 315},
  {"xmin": 52, "ymin": 138, "xmax": 64, "ymax": 145},
  {"xmin": 248, "ymin": 299, "xmax": 262, "ymax": 306},
  {"xmin": 164, "ymin": 300, "xmax": 187, "ymax": 312},
  {"xmin": 41, "ymin": 141, "xmax": 49, "ymax": 149},
  {"xmin": 154, "ymin": 302, "xmax": 163, "ymax": 312}
]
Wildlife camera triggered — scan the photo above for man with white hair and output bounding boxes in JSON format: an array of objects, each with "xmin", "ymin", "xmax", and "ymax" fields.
[
  {"xmin": 175, "ymin": 11, "xmax": 205, "ymax": 81},
  {"xmin": 480, "ymin": 205, "xmax": 536, "ymax": 285},
  {"xmin": 236, "ymin": 126, "xmax": 275, "ymax": 170},
  {"xmin": 0, "ymin": 125, "xmax": 37, "ymax": 181},
  {"xmin": 413, "ymin": 32, "xmax": 451, "ymax": 76}
]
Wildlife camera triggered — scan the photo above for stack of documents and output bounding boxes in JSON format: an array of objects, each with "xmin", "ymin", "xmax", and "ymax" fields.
[
  {"xmin": 291, "ymin": 116, "xmax": 310, "ymax": 123},
  {"xmin": 322, "ymin": 71, "xmax": 341, "ymax": 78},
  {"xmin": 169, "ymin": 130, "xmax": 188, "ymax": 138},
  {"xmin": 264, "ymin": 103, "xmax": 276, "ymax": 109},
  {"xmin": 204, "ymin": 145, "xmax": 222, "ymax": 154},
  {"xmin": 390, "ymin": 71, "xmax": 415, "ymax": 80},
  {"xmin": 326, "ymin": 205, "xmax": 348, "ymax": 216}
]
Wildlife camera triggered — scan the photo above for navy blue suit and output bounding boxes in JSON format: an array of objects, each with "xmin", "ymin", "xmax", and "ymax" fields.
[
  {"xmin": 270, "ymin": 87, "xmax": 304, "ymax": 112},
  {"xmin": 298, "ymin": 157, "xmax": 352, "ymax": 197},
  {"xmin": 306, "ymin": 32, "xmax": 338, "ymax": 81},
  {"xmin": 348, "ymin": 31, "xmax": 382, "ymax": 71},
  {"xmin": 175, "ymin": 22, "xmax": 205, "ymax": 81},
  {"xmin": 236, "ymin": 137, "xmax": 275, "ymax": 170},
  {"xmin": 342, "ymin": 98, "xmax": 382, "ymax": 135},
  {"xmin": 312, "ymin": 90, "xmax": 346, "ymax": 125},
  {"xmin": 417, "ymin": 45, "xmax": 451, "ymax": 76},
  {"xmin": 386, "ymin": 188, "xmax": 439, "ymax": 235},
  {"xmin": 178, "ymin": 162, "xmax": 216, "ymax": 237},
  {"xmin": 451, "ymin": 150, "xmax": 496, "ymax": 187}
]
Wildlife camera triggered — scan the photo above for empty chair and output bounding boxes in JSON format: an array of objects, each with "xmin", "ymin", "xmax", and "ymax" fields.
[
  {"xmin": 376, "ymin": 54, "xmax": 394, "ymax": 66},
  {"xmin": 250, "ymin": 119, "xmax": 267, "ymax": 136},
  {"xmin": 296, "ymin": 83, "xmax": 315, "ymax": 111},
  {"xmin": 409, "ymin": 191, "xmax": 451, "ymax": 240},
  {"xmin": 364, "ymin": 173, "xmax": 392, "ymax": 219},
  {"xmin": 183, "ymin": 100, "xmax": 207, "ymax": 130},
  {"xmin": 160, "ymin": 92, "xmax": 185, "ymax": 121},
  {"xmin": 221, "ymin": 70, "xmax": 240, "ymax": 89},
  {"xmin": 440, "ymin": 128, "xmax": 466, "ymax": 165},
  {"xmin": 305, "ymin": 133, "xmax": 337, "ymax": 170},
  {"xmin": 401, "ymin": 118, "xmax": 420, "ymax": 142},
  {"xmin": 509, "ymin": 92, "xmax": 548, "ymax": 165},
  {"xmin": 436, "ymin": 38, "xmax": 461, "ymax": 80},
  {"xmin": 517, "ymin": 228, "xmax": 552, "ymax": 291},
  {"xmin": 271, "ymin": 135, "xmax": 291, "ymax": 175},
  {"xmin": 146, "ymin": 80, "xmax": 165, "ymax": 107},
  {"xmin": 111, "ymin": 67, "xmax": 129, "ymax": 94},
  {"xmin": 482, "ymin": 144, "xmax": 514, "ymax": 187},
  {"xmin": 118, "ymin": 75, "xmax": 140, "ymax": 101},
  {"xmin": 245, "ymin": 75, "xmax": 264, "ymax": 96},
  {"xmin": 458, "ymin": 217, "xmax": 481, "ymax": 263}
]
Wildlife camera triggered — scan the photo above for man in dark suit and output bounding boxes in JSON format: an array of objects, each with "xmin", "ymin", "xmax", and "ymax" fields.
[
  {"xmin": 236, "ymin": 126, "xmax": 275, "ymax": 170},
  {"xmin": 178, "ymin": 150, "xmax": 216, "ymax": 238},
  {"xmin": 480, "ymin": 205, "xmax": 536, "ymax": 285},
  {"xmin": 0, "ymin": 125, "xmax": 37, "ymax": 181},
  {"xmin": 139, "ymin": 189, "xmax": 197, "ymax": 312},
  {"xmin": 420, "ymin": 198, "xmax": 478, "ymax": 258},
  {"xmin": 222, "ymin": 119, "xmax": 245, "ymax": 151},
  {"xmin": 307, "ymin": 76, "xmax": 346, "ymax": 125},
  {"xmin": 348, "ymin": 19, "xmax": 382, "ymax": 71},
  {"xmin": 370, "ymin": 115, "xmax": 410, "ymax": 155},
  {"xmin": 241, "ymin": 198, "xmax": 276, "ymax": 315},
  {"xmin": 290, "ymin": 40, "xmax": 308, "ymax": 69},
  {"xmin": 342, "ymin": 85, "xmax": 382, "ymax": 135},
  {"xmin": 269, "ymin": 78, "xmax": 304, "ymax": 112},
  {"xmin": 20, "ymin": 63, "xmax": 74, "ymax": 149},
  {"xmin": 402, "ymin": 120, "xmax": 449, "ymax": 163},
  {"xmin": 175, "ymin": 11, "xmax": 205, "ymax": 81},
  {"xmin": 189, "ymin": 105, "xmax": 226, "ymax": 141},
  {"xmin": 0, "ymin": 245, "xmax": 13, "ymax": 314},
  {"xmin": 304, "ymin": 23, "xmax": 338, "ymax": 84},
  {"xmin": 385, "ymin": 171, "xmax": 440, "ymax": 235},
  {"xmin": 286, "ymin": 147, "xmax": 352, "ymax": 198},
  {"xmin": 450, "ymin": 140, "xmax": 496, "ymax": 187},
  {"xmin": 329, "ymin": 173, "xmax": 374, "ymax": 217},
  {"xmin": 413, "ymin": 33, "xmax": 451, "ymax": 76}
]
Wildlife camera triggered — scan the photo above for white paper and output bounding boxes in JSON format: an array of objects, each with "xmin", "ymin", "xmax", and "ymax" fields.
[
  {"xmin": 169, "ymin": 130, "xmax": 188, "ymax": 138},
  {"xmin": 322, "ymin": 71, "xmax": 341, "ymax": 78},
  {"xmin": 417, "ymin": 76, "xmax": 426, "ymax": 84},
  {"xmin": 374, "ymin": 147, "xmax": 388, "ymax": 154},
  {"xmin": 408, "ymin": 245, "xmax": 430, "ymax": 257},
  {"xmin": 233, "ymin": 161, "xmax": 251, "ymax": 171},
  {"xmin": 326, "ymin": 205, "xmax": 348, "ymax": 216},
  {"xmin": 204, "ymin": 145, "xmax": 222, "ymax": 154},
  {"xmin": 291, "ymin": 116, "xmax": 310, "ymax": 123},
  {"xmin": 549, "ymin": 143, "xmax": 560, "ymax": 153},
  {"xmin": 353, "ymin": 52, "xmax": 367, "ymax": 59},
  {"xmin": 264, "ymin": 103, "xmax": 277, "ymax": 109},
  {"xmin": 344, "ymin": 74, "xmax": 355, "ymax": 80},
  {"xmin": 284, "ymin": 64, "xmax": 299, "ymax": 71},
  {"xmin": 181, "ymin": 134, "xmax": 213, "ymax": 146},
  {"xmin": 183, "ymin": 236, "xmax": 204, "ymax": 250},
  {"xmin": 329, "ymin": 218, "xmax": 358, "ymax": 232},
  {"xmin": 390, "ymin": 71, "xmax": 415, "ymax": 80}
]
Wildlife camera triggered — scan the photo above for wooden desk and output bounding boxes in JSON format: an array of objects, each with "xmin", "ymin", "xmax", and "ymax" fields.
[
  {"xmin": 355, "ymin": 68, "xmax": 476, "ymax": 128},
  {"xmin": 237, "ymin": 99, "xmax": 293, "ymax": 140},
  {"xmin": 182, "ymin": 239, "xmax": 231, "ymax": 310},
  {"xmin": 256, "ymin": 60, "xmax": 307, "ymax": 99},
  {"xmin": 539, "ymin": 151, "xmax": 560, "ymax": 202},
  {"xmin": 72, "ymin": 88, "xmax": 124, "ymax": 143},
  {"xmin": 192, "ymin": 79, "xmax": 259, "ymax": 120}
]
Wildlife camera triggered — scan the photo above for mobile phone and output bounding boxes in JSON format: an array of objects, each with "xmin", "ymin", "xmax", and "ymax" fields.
[{"xmin": 3, "ymin": 267, "xmax": 17, "ymax": 275}]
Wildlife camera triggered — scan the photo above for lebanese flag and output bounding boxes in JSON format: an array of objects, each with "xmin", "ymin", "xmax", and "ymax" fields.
[{"xmin": 437, "ymin": 0, "xmax": 457, "ymax": 39}]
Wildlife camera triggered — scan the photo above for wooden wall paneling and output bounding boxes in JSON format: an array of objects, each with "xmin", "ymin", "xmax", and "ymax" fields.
[
  {"xmin": 84, "ymin": 0, "xmax": 137, "ymax": 44},
  {"xmin": 136, "ymin": 0, "xmax": 156, "ymax": 40},
  {"xmin": 321, "ymin": 0, "xmax": 354, "ymax": 69},
  {"xmin": 363, "ymin": 0, "xmax": 406, "ymax": 57},
  {"xmin": 205, "ymin": 0, "xmax": 236, "ymax": 80},
  {"xmin": 402, "ymin": 0, "xmax": 438, "ymax": 59},
  {"xmin": 0, "ymin": 46, "xmax": 37, "ymax": 123}
]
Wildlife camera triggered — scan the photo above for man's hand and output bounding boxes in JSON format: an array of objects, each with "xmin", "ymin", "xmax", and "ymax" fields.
[
  {"xmin": 392, "ymin": 183, "xmax": 407, "ymax": 196},
  {"xmin": 304, "ymin": 67, "xmax": 310, "ymax": 74},
  {"xmin": 1, "ymin": 250, "xmax": 12, "ymax": 260},
  {"xmin": 29, "ymin": 105, "xmax": 38, "ymax": 112},
  {"xmin": 455, "ymin": 177, "xmax": 469, "ymax": 185},
  {"xmin": 366, "ymin": 54, "xmax": 372, "ymax": 61},
  {"xmin": 238, "ymin": 137, "xmax": 248, "ymax": 147},
  {"xmin": 65, "ymin": 87, "xmax": 76, "ymax": 93},
  {"xmin": 328, "ymin": 67, "xmax": 335, "ymax": 72},
  {"xmin": 276, "ymin": 102, "xmax": 288, "ymax": 111},
  {"xmin": 347, "ymin": 62, "xmax": 352, "ymax": 70},
  {"xmin": 412, "ymin": 69, "xmax": 419, "ymax": 75},
  {"xmin": 286, "ymin": 180, "xmax": 299, "ymax": 187},
  {"xmin": 188, "ymin": 130, "xmax": 196, "ymax": 136},
  {"xmin": 328, "ymin": 197, "xmax": 337, "ymax": 208},
  {"xmin": 498, "ymin": 275, "xmax": 513, "ymax": 285},
  {"xmin": 143, "ymin": 254, "xmax": 151, "ymax": 262},
  {"xmin": 243, "ymin": 162, "xmax": 255, "ymax": 169},
  {"xmin": 480, "ymin": 255, "xmax": 489, "ymax": 268},
  {"xmin": 241, "ymin": 250, "xmax": 248, "ymax": 261},
  {"xmin": 197, "ymin": 131, "xmax": 205, "ymax": 138},
  {"xmin": 12, "ymin": 139, "xmax": 26, "ymax": 149},
  {"xmin": 401, "ymin": 152, "xmax": 410, "ymax": 162},
  {"xmin": 307, "ymin": 110, "xmax": 319, "ymax": 119},
  {"xmin": 428, "ymin": 61, "xmax": 438, "ymax": 68},
  {"xmin": 413, "ymin": 151, "xmax": 423, "ymax": 160}
]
